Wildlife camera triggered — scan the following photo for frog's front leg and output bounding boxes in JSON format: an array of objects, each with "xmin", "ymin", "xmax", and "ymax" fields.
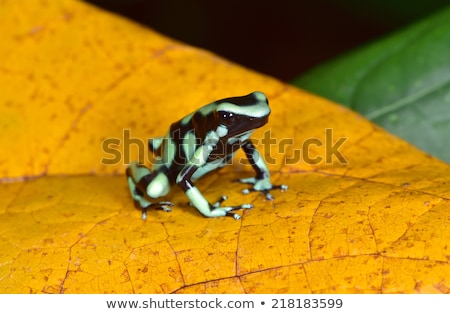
[
  {"xmin": 176, "ymin": 145, "xmax": 252, "ymax": 220},
  {"xmin": 126, "ymin": 162, "xmax": 174, "ymax": 220},
  {"xmin": 236, "ymin": 140, "xmax": 288, "ymax": 200}
]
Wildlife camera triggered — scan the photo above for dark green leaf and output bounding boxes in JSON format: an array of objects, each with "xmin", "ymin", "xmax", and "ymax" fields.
[{"xmin": 292, "ymin": 6, "xmax": 450, "ymax": 163}]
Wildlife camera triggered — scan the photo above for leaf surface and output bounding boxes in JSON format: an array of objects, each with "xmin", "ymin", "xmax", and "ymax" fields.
[
  {"xmin": 293, "ymin": 6, "xmax": 450, "ymax": 163},
  {"xmin": 0, "ymin": 0, "xmax": 449, "ymax": 293}
]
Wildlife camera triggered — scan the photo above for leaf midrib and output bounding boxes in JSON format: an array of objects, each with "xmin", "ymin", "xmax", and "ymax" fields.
[{"xmin": 366, "ymin": 72, "xmax": 450, "ymax": 120}]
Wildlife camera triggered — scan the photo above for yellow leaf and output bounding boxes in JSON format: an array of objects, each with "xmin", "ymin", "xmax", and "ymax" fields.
[{"xmin": 1, "ymin": 0, "xmax": 449, "ymax": 294}]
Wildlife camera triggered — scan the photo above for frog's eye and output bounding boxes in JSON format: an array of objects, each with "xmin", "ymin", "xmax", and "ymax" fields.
[{"xmin": 219, "ymin": 111, "xmax": 236, "ymax": 124}]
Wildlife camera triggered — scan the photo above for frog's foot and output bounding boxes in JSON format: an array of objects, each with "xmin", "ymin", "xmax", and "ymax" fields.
[
  {"xmin": 234, "ymin": 177, "xmax": 288, "ymax": 200},
  {"xmin": 213, "ymin": 195, "xmax": 254, "ymax": 220},
  {"xmin": 134, "ymin": 199, "xmax": 174, "ymax": 220},
  {"xmin": 189, "ymin": 195, "xmax": 252, "ymax": 220},
  {"xmin": 212, "ymin": 195, "xmax": 228, "ymax": 207},
  {"xmin": 213, "ymin": 203, "xmax": 253, "ymax": 220},
  {"xmin": 241, "ymin": 185, "xmax": 288, "ymax": 200}
]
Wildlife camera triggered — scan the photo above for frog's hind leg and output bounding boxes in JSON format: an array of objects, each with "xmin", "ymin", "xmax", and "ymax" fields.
[{"xmin": 126, "ymin": 162, "xmax": 173, "ymax": 220}]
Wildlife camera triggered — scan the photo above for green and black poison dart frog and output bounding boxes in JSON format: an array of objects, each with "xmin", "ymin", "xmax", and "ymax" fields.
[{"xmin": 126, "ymin": 91, "xmax": 287, "ymax": 220}]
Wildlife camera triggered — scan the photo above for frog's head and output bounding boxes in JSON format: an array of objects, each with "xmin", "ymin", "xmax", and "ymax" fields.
[{"xmin": 214, "ymin": 91, "xmax": 270, "ymax": 139}]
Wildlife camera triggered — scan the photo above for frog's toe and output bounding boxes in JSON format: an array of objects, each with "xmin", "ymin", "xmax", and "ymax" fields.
[
  {"xmin": 160, "ymin": 204, "xmax": 173, "ymax": 212},
  {"xmin": 212, "ymin": 195, "xmax": 228, "ymax": 208},
  {"xmin": 140, "ymin": 201, "xmax": 174, "ymax": 220},
  {"xmin": 147, "ymin": 201, "xmax": 174, "ymax": 210},
  {"xmin": 241, "ymin": 184, "xmax": 288, "ymax": 200},
  {"xmin": 212, "ymin": 203, "xmax": 253, "ymax": 220},
  {"xmin": 238, "ymin": 203, "xmax": 253, "ymax": 210},
  {"xmin": 225, "ymin": 203, "xmax": 253, "ymax": 211},
  {"xmin": 226, "ymin": 212, "xmax": 241, "ymax": 220},
  {"xmin": 264, "ymin": 191, "xmax": 274, "ymax": 200},
  {"xmin": 276, "ymin": 184, "xmax": 289, "ymax": 191},
  {"xmin": 242, "ymin": 187, "xmax": 273, "ymax": 200}
]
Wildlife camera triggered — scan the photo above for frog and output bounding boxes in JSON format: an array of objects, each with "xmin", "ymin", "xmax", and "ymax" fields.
[{"xmin": 126, "ymin": 91, "xmax": 287, "ymax": 220}]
